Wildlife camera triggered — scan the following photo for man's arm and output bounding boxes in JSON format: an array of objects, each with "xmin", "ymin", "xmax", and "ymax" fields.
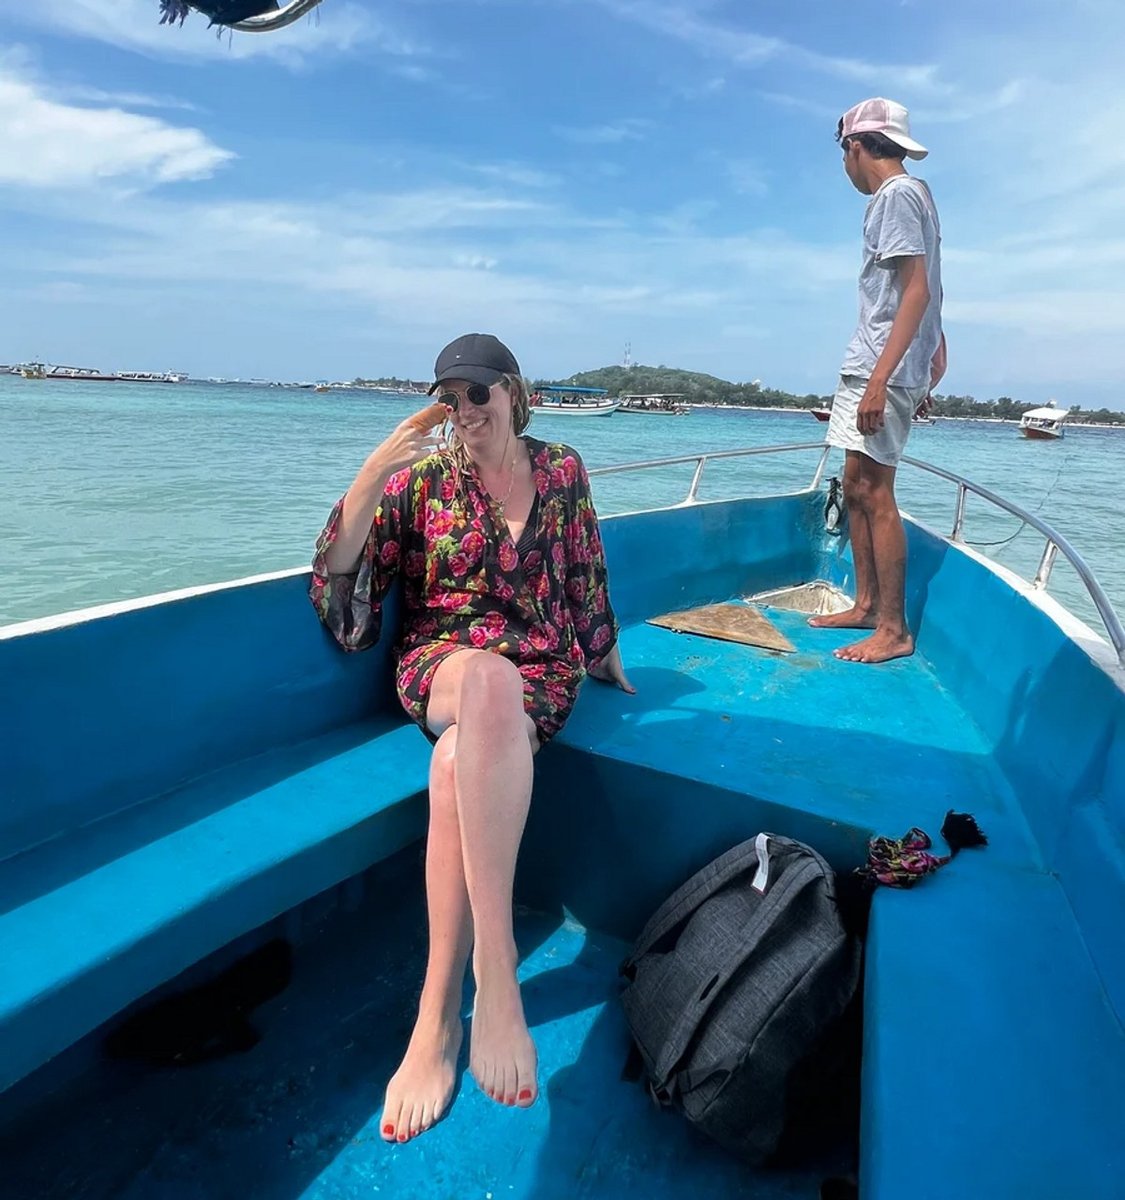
[{"xmin": 856, "ymin": 255, "xmax": 930, "ymax": 435}]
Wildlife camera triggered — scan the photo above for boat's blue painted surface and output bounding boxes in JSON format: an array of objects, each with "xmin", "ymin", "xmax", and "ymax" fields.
[
  {"xmin": 0, "ymin": 719, "xmax": 430, "ymax": 1096},
  {"xmin": 1, "ymin": 480, "xmax": 1122, "ymax": 1198},
  {"xmin": 0, "ymin": 574, "xmax": 399, "ymax": 857},
  {"xmin": 0, "ymin": 851, "xmax": 845, "ymax": 1199}
]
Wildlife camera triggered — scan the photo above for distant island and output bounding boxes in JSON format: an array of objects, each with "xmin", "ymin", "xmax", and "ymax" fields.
[
  {"xmin": 545, "ymin": 365, "xmax": 1125, "ymax": 427},
  {"xmin": 351, "ymin": 376, "xmax": 429, "ymax": 393}
]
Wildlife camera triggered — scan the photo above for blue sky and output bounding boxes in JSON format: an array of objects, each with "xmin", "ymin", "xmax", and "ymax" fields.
[{"xmin": 1, "ymin": 1, "xmax": 1124, "ymax": 407}]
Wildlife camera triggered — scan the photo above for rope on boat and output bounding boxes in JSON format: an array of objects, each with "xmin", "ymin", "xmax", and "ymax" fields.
[{"xmin": 964, "ymin": 449, "xmax": 1074, "ymax": 549}]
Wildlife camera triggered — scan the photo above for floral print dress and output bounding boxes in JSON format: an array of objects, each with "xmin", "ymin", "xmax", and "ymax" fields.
[{"xmin": 310, "ymin": 437, "xmax": 619, "ymax": 743}]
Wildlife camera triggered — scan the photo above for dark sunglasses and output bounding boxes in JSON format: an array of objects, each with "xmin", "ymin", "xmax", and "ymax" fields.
[{"xmin": 437, "ymin": 382, "xmax": 491, "ymax": 411}]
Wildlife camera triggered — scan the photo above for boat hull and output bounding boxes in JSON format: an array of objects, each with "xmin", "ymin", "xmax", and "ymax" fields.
[
  {"xmin": 531, "ymin": 401, "xmax": 621, "ymax": 417},
  {"xmin": 1021, "ymin": 426, "xmax": 1063, "ymax": 439}
]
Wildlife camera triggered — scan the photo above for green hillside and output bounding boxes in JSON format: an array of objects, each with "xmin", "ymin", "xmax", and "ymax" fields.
[{"xmin": 544, "ymin": 365, "xmax": 828, "ymax": 410}]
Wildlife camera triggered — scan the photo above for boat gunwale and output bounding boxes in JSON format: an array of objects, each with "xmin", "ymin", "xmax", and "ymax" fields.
[{"xmin": 588, "ymin": 442, "xmax": 1125, "ymax": 667}]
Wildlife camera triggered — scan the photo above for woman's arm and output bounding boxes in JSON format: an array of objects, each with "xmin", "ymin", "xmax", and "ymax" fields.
[
  {"xmin": 310, "ymin": 401, "xmax": 447, "ymax": 651},
  {"xmin": 324, "ymin": 402, "xmax": 447, "ymax": 574},
  {"xmin": 563, "ymin": 452, "xmax": 633, "ymax": 692}
]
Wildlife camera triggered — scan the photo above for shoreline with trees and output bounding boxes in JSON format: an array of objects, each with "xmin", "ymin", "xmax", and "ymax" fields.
[{"xmin": 555, "ymin": 365, "xmax": 1125, "ymax": 428}]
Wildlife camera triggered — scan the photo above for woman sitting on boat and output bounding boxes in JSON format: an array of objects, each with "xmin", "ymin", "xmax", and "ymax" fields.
[{"xmin": 310, "ymin": 333, "xmax": 633, "ymax": 1143}]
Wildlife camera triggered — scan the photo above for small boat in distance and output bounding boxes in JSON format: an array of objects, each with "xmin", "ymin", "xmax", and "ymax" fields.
[
  {"xmin": 811, "ymin": 408, "xmax": 832, "ymax": 422},
  {"xmin": 115, "ymin": 370, "xmax": 187, "ymax": 384},
  {"xmin": 619, "ymin": 393, "xmax": 689, "ymax": 415},
  {"xmin": 530, "ymin": 385, "xmax": 621, "ymax": 417},
  {"xmin": 1020, "ymin": 401, "xmax": 1070, "ymax": 440},
  {"xmin": 16, "ymin": 363, "xmax": 186, "ymax": 383}
]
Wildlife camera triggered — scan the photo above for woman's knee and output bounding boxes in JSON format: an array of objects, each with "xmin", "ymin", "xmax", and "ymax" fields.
[{"xmin": 459, "ymin": 652, "xmax": 525, "ymax": 716}]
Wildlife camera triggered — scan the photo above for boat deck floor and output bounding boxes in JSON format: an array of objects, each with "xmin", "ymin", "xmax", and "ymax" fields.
[
  {"xmin": 557, "ymin": 605, "xmax": 1039, "ymax": 873},
  {"xmin": 0, "ymin": 861, "xmax": 847, "ymax": 1199}
]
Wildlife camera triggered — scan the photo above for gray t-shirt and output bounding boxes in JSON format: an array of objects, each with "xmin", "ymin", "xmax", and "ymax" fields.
[{"xmin": 840, "ymin": 174, "xmax": 942, "ymax": 389}]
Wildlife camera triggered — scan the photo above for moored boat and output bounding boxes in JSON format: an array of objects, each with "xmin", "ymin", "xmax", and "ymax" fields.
[
  {"xmin": 530, "ymin": 385, "xmax": 621, "ymax": 416},
  {"xmin": 1020, "ymin": 401, "xmax": 1069, "ymax": 439},
  {"xmin": 619, "ymin": 393, "xmax": 689, "ymax": 415}
]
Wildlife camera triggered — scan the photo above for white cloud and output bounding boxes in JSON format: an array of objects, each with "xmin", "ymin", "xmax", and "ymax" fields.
[
  {"xmin": 554, "ymin": 119, "xmax": 652, "ymax": 145},
  {"xmin": 723, "ymin": 157, "xmax": 769, "ymax": 197},
  {"xmin": 52, "ymin": 84, "xmax": 201, "ymax": 112},
  {"xmin": 0, "ymin": 70, "xmax": 234, "ymax": 187},
  {"xmin": 468, "ymin": 162, "xmax": 561, "ymax": 190},
  {"xmin": 594, "ymin": 0, "xmax": 946, "ymax": 93},
  {"xmin": 4, "ymin": 0, "xmax": 423, "ymax": 68}
]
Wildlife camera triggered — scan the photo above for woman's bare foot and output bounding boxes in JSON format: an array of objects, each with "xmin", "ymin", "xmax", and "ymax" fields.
[
  {"xmin": 469, "ymin": 963, "xmax": 538, "ymax": 1109},
  {"xmin": 834, "ymin": 629, "xmax": 914, "ymax": 664},
  {"xmin": 808, "ymin": 605, "xmax": 877, "ymax": 629},
  {"xmin": 381, "ymin": 1011, "xmax": 463, "ymax": 1144}
]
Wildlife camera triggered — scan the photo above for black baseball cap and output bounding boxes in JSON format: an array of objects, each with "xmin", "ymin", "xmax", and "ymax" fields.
[{"xmin": 429, "ymin": 333, "xmax": 521, "ymax": 394}]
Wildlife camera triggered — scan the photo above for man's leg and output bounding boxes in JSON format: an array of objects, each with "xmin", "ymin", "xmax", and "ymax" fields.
[
  {"xmin": 835, "ymin": 454, "xmax": 914, "ymax": 663},
  {"xmin": 809, "ymin": 451, "xmax": 879, "ymax": 629}
]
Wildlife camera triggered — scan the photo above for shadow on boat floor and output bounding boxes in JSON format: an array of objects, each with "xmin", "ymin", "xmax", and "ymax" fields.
[{"xmin": 0, "ymin": 847, "xmax": 856, "ymax": 1200}]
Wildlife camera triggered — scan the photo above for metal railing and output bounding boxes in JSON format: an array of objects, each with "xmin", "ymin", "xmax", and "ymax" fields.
[{"xmin": 588, "ymin": 442, "xmax": 1125, "ymax": 665}]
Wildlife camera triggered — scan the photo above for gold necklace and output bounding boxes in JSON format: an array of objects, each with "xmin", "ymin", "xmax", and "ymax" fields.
[{"xmin": 493, "ymin": 432, "xmax": 518, "ymax": 510}]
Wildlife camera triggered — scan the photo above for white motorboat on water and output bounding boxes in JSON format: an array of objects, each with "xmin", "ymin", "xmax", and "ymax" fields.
[
  {"xmin": 530, "ymin": 385, "xmax": 621, "ymax": 416},
  {"xmin": 1020, "ymin": 401, "xmax": 1070, "ymax": 440}
]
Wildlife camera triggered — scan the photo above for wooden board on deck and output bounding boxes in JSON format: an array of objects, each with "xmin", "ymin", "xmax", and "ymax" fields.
[{"xmin": 647, "ymin": 603, "xmax": 796, "ymax": 653}]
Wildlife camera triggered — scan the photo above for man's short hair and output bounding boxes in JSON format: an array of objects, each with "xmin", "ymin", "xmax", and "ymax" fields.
[{"xmin": 837, "ymin": 124, "xmax": 908, "ymax": 162}]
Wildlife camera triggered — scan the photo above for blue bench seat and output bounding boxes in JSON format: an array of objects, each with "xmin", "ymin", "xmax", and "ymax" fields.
[
  {"xmin": 862, "ymin": 862, "xmax": 1125, "ymax": 1199},
  {"xmin": 0, "ymin": 717, "xmax": 431, "ymax": 1093}
]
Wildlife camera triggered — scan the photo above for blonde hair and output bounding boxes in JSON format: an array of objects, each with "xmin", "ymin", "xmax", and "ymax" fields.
[{"xmin": 502, "ymin": 373, "xmax": 532, "ymax": 435}]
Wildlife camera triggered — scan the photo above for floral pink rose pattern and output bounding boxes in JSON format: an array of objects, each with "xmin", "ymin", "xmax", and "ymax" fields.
[{"xmin": 310, "ymin": 437, "xmax": 619, "ymax": 743}]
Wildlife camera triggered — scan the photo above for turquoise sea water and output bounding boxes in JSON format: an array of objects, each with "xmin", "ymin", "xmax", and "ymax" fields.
[{"xmin": 1, "ymin": 377, "xmax": 1122, "ymax": 637}]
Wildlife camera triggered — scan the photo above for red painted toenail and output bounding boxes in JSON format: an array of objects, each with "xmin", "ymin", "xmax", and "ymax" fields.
[
  {"xmin": 519, "ymin": 1089, "xmax": 532, "ymax": 1101},
  {"xmin": 383, "ymin": 1124, "xmax": 395, "ymax": 1136}
]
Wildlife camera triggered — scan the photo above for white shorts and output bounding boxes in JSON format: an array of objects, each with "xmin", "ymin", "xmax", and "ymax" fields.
[{"xmin": 825, "ymin": 374, "xmax": 928, "ymax": 467}]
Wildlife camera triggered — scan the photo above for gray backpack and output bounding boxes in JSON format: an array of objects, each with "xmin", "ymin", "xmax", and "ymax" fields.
[{"xmin": 620, "ymin": 834, "xmax": 861, "ymax": 1163}]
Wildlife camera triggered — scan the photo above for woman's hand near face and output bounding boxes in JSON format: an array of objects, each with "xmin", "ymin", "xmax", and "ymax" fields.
[
  {"xmin": 369, "ymin": 401, "xmax": 449, "ymax": 477},
  {"xmin": 323, "ymin": 402, "xmax": 449, "ymax": 575}
]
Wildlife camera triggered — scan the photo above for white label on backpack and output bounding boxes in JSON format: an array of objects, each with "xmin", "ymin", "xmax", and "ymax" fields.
[{"xmin": 751, "ymin": 833, "xmax": 770, "ymax": 893}]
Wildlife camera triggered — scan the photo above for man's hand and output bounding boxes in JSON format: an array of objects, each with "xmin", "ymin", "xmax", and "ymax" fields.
[{"xmin": 856, "ymin": 377, "xmax": 888, "ymax": 436}]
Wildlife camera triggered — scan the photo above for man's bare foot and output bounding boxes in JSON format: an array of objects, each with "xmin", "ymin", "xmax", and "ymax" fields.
[
  {"xmin": 808, "ymin": 605, "xmax": 877, "ymax": 630},
  {"xmin": 834, "ymin": 629, "xmax": 914, "ymax": 664},
  {"xmin": 381, "ymin": 1012, "xmax": 463, "ymax": 1144},
  {"xmin": 469, "ymin": 966, "xmax": 538, "ymax": 1109}
]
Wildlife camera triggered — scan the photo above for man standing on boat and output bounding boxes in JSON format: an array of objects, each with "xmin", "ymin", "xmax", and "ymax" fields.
[{"xmin": 812, "ymin": 97, "xmax": 946, "ymax": 663}]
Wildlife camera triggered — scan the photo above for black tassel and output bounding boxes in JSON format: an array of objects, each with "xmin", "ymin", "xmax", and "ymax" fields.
[
  {"xmin": 158, "ymin": 0, "xmax": 193, "ymax": 25},
  {"xmin": 941, "ymin": 810, "xmax": 988, "ymax": 854}
]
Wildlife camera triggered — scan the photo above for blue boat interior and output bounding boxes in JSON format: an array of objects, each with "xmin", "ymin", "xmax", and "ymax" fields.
[{"xmin": 1, "ymin": 481, "xmax": 1123, "ymax": 1199}]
